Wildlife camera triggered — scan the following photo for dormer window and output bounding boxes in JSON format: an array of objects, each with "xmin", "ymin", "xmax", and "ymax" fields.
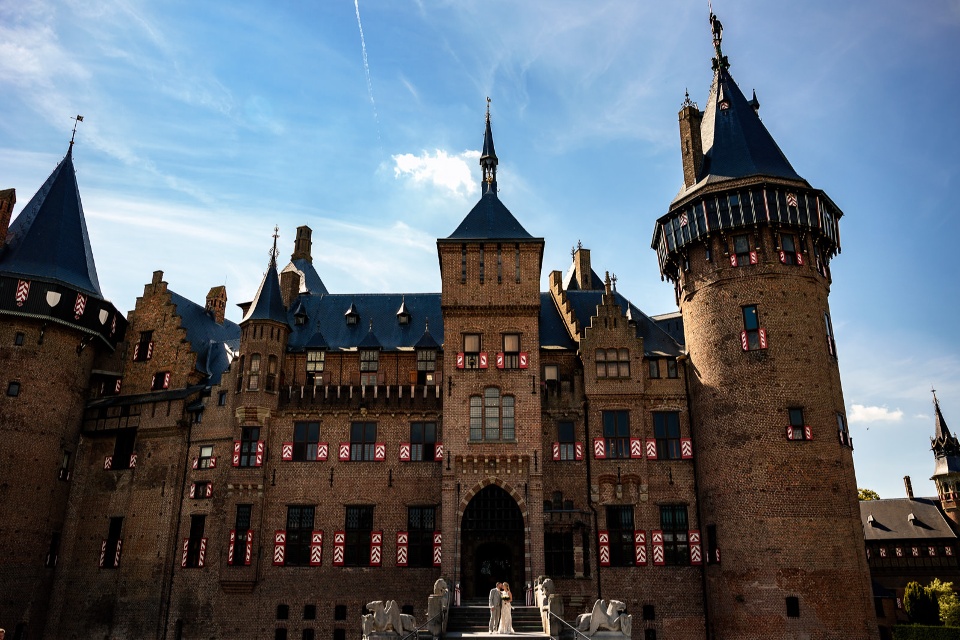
[
  {"xmin": 295, "ymin": 311, "xmax": 307, "ymax": 326},
  {"xmin": 345, "ymin": 304, "xmax": 359, "ymax": 326},
  {"xmin": 397, "ymin": 299, "xmax": 411, "ymax": 326}
]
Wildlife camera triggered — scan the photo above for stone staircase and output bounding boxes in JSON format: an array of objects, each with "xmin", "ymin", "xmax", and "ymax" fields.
[{"xmin": 444, "ymin": 600, "xmax": 548, "ymax": 638}]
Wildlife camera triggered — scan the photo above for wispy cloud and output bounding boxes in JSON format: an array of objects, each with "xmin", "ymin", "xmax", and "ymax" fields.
[
  {"xmin": 849, "ymin": 404, "xmax": 904, "ymax": 424},
  {"xmin": 392, "ymin": 149, "xmax": 480, "ymax": 198}
]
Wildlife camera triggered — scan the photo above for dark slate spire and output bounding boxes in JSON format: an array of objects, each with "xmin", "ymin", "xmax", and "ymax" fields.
[
  {"xmin": 686, "ymin": 13, "xmax": 803, "ymax": 193},
  {"xmin": 357, "ymin": 319, "xmax": 382, "ymax": 349},
  {"xmin": 480, "ymin": 97, "xmax": 498, "ymax": 194},
  {"xmin": 932, "ymin": 391, "xmax": 960, "ymax": 475},
  {"xmin": 242, "ymin": 228, "xmax": 288, "ymax": 325},
  {"xmin": 414, "ymin": 319, "xmax": 440, "ymax": 350},
  {"xmin": 0, "ymin": 145, "xmax": 103, "ymax": 297}
]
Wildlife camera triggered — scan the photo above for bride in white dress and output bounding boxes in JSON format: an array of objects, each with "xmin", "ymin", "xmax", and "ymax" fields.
[{"xmin": 498, "ymin": 582, "xmax": 515, "ymax": 634}]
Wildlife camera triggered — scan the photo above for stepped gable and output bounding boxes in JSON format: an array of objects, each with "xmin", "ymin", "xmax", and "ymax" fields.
[
  {"xmin": 169, "ymin": 291, "xmax": 240, "ymax": 385},
  {"xmin": 565, "ymin": 289, "xmax": 683, "ymax": 357}
]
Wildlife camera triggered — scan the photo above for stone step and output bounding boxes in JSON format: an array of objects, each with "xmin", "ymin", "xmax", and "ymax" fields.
[{"xmin": 447, "ymin": 606, "xmax": 544, "ymax": 634}]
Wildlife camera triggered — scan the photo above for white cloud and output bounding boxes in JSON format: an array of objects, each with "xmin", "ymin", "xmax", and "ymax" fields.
[
  {"xmin": 392, "ymin": 149, "xmax": 480, "ymax": 198},
  {"xmin": 849, "ymin": 404, "xmax": 904, "ymax": 424}
]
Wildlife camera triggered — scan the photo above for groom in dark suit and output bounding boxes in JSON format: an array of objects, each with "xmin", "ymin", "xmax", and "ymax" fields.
[{"xmin": 488, "ymin": 582, "xmax": 502, "ymax": 633}]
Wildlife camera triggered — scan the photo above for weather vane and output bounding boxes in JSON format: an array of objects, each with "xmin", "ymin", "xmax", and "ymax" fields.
[{"xmin": 69, "ymin": 115, "xmax": 84, "ymax": 149}]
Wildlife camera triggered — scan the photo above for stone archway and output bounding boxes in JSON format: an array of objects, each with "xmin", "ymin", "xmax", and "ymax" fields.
[{"xmin": 459, "ymin": 482, "xmax": 526, "ymax": 599}]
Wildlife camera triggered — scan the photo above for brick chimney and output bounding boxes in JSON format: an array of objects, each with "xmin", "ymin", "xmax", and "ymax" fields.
[
  {"xmin": 679, "ymin": 101, "xmax": 704, "ymax": 188},
  {"xmin": 573, "ymin": 245, "xmax": 594, "ymax": 290},
  {"xmin": 904, "ymin": 475, "xmax": 914, "ymax": 500},
  {"xmin": 292, "ymin": 225, "xmax": 313, "ymax": 263},
  {"xmin": 0, "ymin": 188, "xmax": 16, "ymax": 247},
  {"xmin": 205, "ymin": 285, "xmax": 227, "ymax": 324},
  {"xmin": 280, "ymin": 268, "xmax": 300, "ymax": 309}
]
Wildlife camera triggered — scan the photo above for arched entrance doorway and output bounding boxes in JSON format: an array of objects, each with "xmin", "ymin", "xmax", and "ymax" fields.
[{"xmin": 460, "ymin": 484, "xmax": 525, "ymax": 598}]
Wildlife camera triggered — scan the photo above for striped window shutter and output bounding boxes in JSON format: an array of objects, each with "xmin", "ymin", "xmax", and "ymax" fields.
[
  {"xmin": 282, "ymin": 443, "xmax": 293, "ymax": 461},
  {"xmin": 129, "ymin": 453, "xmax": 137, "ymax": 468},
  {"xmin": 244, "ymin": 530, "xmax": 254, "ymax": 565},
  {"xmin": 228, "ymin": 530, "xmax": 236, "ymax": 565},
  {"xmin": 593, "ymin": 438, "xmax": 606, "ymax": 460},
  {"xmin": 552, "ymin": 442, "xmax": 561, "ymax": 461},
  {"xmin": 779, "ymin": 250, "xmax": 787, "ymax": 264},
  {"xmin": 189, "ymin": 483, "xmax": 196, "ymax": 499},
  {"xmin": 479, "ymin": 353, "xmax": 488, "ymax": 368},
  {"xmin": 680, "ymin": 438, "xmax": 693, "ymax": 459},
  {"xmin": 254, "ymin": 441, "xmax": 265, "ymax": 467},
  {"xmin": 645, "ymin": 439, "xmax": 658, "ymax": 460},
  {"xmin": 99, "ymin": 540, "xmax": 107, "ymax": 567},
  {"xmin": 652, "ymin": 530, "xmax": 665, "ymax": 566},
  {"xmin": 396, "ymin": 532, "xmax": 408, "ymax": 566},
  {"xmin": 104, "ymin": 456, "xmax": 113, "ymax": 470},
  {"xmin": 575, "ymin": 442, "xmax": 584, "ymax": 461},
  {"xmin": 333, "ymin": 531, "xmax": 346, "ymax": 566},
  {"xmin": 339, "ymin": 443, "xmax": 350, "ymax": 461},
  {"xmin": 630, "ymin": 438, "xmax": 643, "ymax": 459},
  {"xmin": 198, "ymin": 538, "xmax": 207, "ymax": 567},
  {"xmin": 209, "ymin": 456, "xmax": 217, "ymax": 468},
  {"xmin": 804, "ymin": 426, "xmax": 813, "ymax": 441},
  {"xmin": 232, "ymin": 441, "xmax": 241, "ymax": 466},
  {"xmin": 192, "ymin": 458, "xmax": 199, "ymax": 470},
  {"xmin": 689, "ymin": 530, "xmax": 702, "ymax": 565},
  {"xmin": 456, "ymin": 352, "xmax": 465, "ymax": 369},
  {"xmin": 370, "ymin": 531, "xmax": 383, "ymax": 566},
  {"xmin": 759, "ymin": 328, "xmax": 768, "ymax": 349},
  {"xmin": 205, "ymin": 482, "xmax": 213, "ymax": 498},
  {"xmin": 598, "ymin": 531, "xmax": 611, "ymax": 566},
  {"xmin": 434, "ymin": 443, "xmax": 444, "ymax": 461},
  {"xmin": 433, "ymin": 531, "xmax": 442, "ymax": 567},
  {"xmin": 316, "ymin": 443, "xmax": 328, "ymax": 461},
  {"xmin": 519, "ymin": 352, "xmax": 529, "ymax": 369},
  {"xmin": 740, "ymin": 331, "xmax": 749, "ymax": 351},
  {"xmin": 310, "ymin": 531, "xmax": 324, "ymax": 566},
  {"xmin": 374, "ymin": 443, "xmax": 386, "ymax": 461},
  {"xmin": 496, "ymin": 352, "xmax": 505, "ymax": 369},
  {"xmin": 728, "ymin": 254, "xmax": 737, "ymax": 267},
  {"xmin": 181, "ymin": 539, "xmax": 190, "ymax": 567},
  {"xmin": 273, "ymin": 531, "xmax": 286, "ymax": 566},
  {"xmin": 786, "ymin": 425, "xmax": 795, "ymax": 441},
  {"xmin": 749, "ymin": 251, "xmax": 758, "ymax": 264},
  {"xmin": 399, "ymin": 443, "xmax": 411, "ymax": 462},
  {"xmin": 634, "ymin": 531, "xmax": 647, "ymax": 566},
  {"xmin": 114, "ymin": 540, "xmax": 123, "ymax": 567},
  {"xmin": 796, "ymin": 253, "xmax": 805, "ymax": 266},
  {"xmin": 147, "ymin": 341, "xmax": 154, "ymax": 359}
]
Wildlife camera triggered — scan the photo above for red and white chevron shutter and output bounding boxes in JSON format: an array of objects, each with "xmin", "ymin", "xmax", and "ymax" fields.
[
  {"xmin": 759, "ymin": 328, "xmax": 768, "ymax": 349},
  {"xmin": 689, "ymin": 530, "xmax": 702, "ymax": 565},
  {"xmin": 804, "ymin": 425, "xmax": 813, "ymax": 441},
  {"xmin": 189, "ymin": 483, "xmax": 196, "ymax": 499},
  {"xmin": 205, "ymin": 482, "xmax": 213, "ymax": 498},
  {"xmin": 729, "ymin": 254, "xmax": 738, "ymax": 267},
  {"xmin": 652, "ymin": 530, "xmax": 665, "ymax": 566},
  {"xmin": 779, "ymin": 250, "xmax": 787, "ymax": 264},
  {"xmin": 796, "ymin": 252, "xmax": 805, "ymax": 266},
  {"xmin": 255, "ymin": 441, "xmax": 264, "ymax": 467},
  {"xmin": 929, "ymin": 546, "xmax": 938, "ymax": 557},
  {"xmin": 339, "ymin": 443, "xmax": 350, "ymax": 461},
  {"xmin": 680, "ymin": 438, "xmax": 693, "ymax": 459},
  {"xmin": 181, "ymin": 539, "xmax": 190, "ymax": 567},
  {"xmin": 714, "ymin": 547, "xmax": 721, "ymax": 564},
  {"xmin": 396, "ymin": 531, "xmax": 409, "ymax": 566},
  {"xmin": 749, "ymin": 251, "xmax": 758, "ymax": 264},
  {"xmin": 370, "ymin": 531, "xmax": 383, "ymax": 566},
  {"xmin": 244, "ymin": 530, "xmax": 254, "ymax": 565},
  {"xmin": 198, "ymin": 538, "xmax": 207, "ymax": 567},
  {"xmin": 99, "ymin": 540, "xmax": 107, "ymax": 567},
  {"xmin": 273, "ymin": 531, "xmax": 286, "ymax": 566},
  {"xmin": 15, "ymin": 279, "xmax": 30, "ymax": 306},
  {"xmin": 114, "ymin": 379, "xmax": 122, "ymax": 394},
  {"xmin": 456, "ymin": 352, "xmax": 464, "ymax": 369},
  {"xmin": 740, "ymin": 331, "xmax": 749, "ymax": 351},
  {"xmin": 282, "ymin": 443, "xmax": 293, "ymax": 461},
  {"xmin": 634, "ymin": 531, "xmax": 647, "ymax": 566},
  {"xmin": 316, "ymin": 443, "xmax": 328, "ymax": 461},
  {"xmin": 519, "ymin": 352, "xmax": 528, "ymax": 369},
  {"xmin": 645, "ymin": 439, "xmax": 658, "ymax": 460},
  {"xmin": 496, "ymin": 352, "xmax": 504, "ymax": 369},
  {"xmin": 374, "ymin": 443, "xmax": 386, "ymax": 461},
  {"xmin": 399, "ymin": 443, "xmax": 411, "ymax": 461},
  {"xmin": 593, "ymin": 438, "xmax": 606, "ymax": 459},
  {"xmin": 310, "ymin": 531, "xmax": 323, "ymax": 566},
  {"xmin": 129, "ymin": 453, "xmax": 137, "ymax": 468},
  {"xmin": 162, "ymin": 372, "xmax": 171, "ymax": 389},
  {"xmin": 74, "ymin": 293, "xmax": 87, "ymax": 319},
  {"xmin": 552, "ymin": 442, "xmax": 561, "ymax": 461},
  {"xmin": 895, "ymin": 547, "xmax": 903, "ymax": 557},
  {"xmin": 103, "ymin": 456, "xmax": 113, "ymax": 470},
  {"xmin": 228, "ymin": 530, "xmax": 236, "ymax": 565},
  {"xmin": 192, "ymin": 458, "xmax": 199, "ymax": 470},
  {"xmin": 333, "ymin": 531, "xmax": 346, "ymax": 566},
  {"xmin": 232, "ymin": 441, "xmax": 241, "ymax": 466},
  {"xmin": 146, "ymin": 341, "xmax": 154, "ymax": 359},
  {"xmin": 575, "ymin": 442, "xmax": 584, "ymax": 460},
  {"xmin": 479, "ymin": 353, "xmax": 488, "ymax": 368},
  {"xmin": 433, "ymin": 531, "xmax": 442, "ymax": 566},
  {"xmin": 114, "ymin": 539, "xmax": 122, "ymax": 567},
  {"xmin": 947, "ymin": 546, "xmax": 955, "ymax": 557},
  {"xmin": 630, "ymin": 438, "xmax": 643, "ymax": 459},
  {"xmin": 434, "ymin": 443, "xmax": 444, "ymax": 461},
  {"xmin": 598, "ymin": 531, "xmax": 611, "ymax": 566},
  {"xmin": 133, "ymin": 343, "xmax": 140, "ymax": 361}
]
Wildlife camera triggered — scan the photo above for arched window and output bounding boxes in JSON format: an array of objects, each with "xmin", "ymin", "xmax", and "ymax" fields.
[
  {"xmin": 266, "ymin": 355, "xmax": 278, "ymax": 392},
  {"xmin": 248, "ymin": 354, "xmax": 261, "ymax": 391},
  {"xmin": 235, "ymin": 355, "xmax": 245, "ymax": 393},
  {"xmin": 470, "ymin": 387, "xmax": 515, "ymax": 441}
]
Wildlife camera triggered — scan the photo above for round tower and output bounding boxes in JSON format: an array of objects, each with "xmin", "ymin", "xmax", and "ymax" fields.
[{"xmin": 651, "ymin": 15, "xmax": 877, "ymax": 639}]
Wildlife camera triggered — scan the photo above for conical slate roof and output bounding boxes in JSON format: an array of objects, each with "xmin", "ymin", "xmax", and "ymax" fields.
[
  {"xmin": 242, "ymin": 264, "xmax": 288, "ymax": 325},
  {"xmin": 1, "ymin": 146, "xmax": 102, "ymax": 297},
  {"xmin": 932, "ymin": 393, "xmax": 960, "ymax": 476}
]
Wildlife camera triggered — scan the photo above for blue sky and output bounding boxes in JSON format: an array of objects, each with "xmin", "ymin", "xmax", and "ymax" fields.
[{"xmin": 2, "ymin": 0, "xmax": 959, "ymax": 500}]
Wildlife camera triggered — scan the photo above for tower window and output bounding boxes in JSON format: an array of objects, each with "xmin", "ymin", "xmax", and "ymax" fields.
[
  {"xmin": 14, "ymin": 332, "xmax": 24, "ymax": 346},
  {"xmin": 786, "ymin": 596, "xmax": 800, "ymax": 617},
  {"xmin": 502, "ymin": 334, "xmax": 520, "ymax": 369},
  {"xmin": 294, "ymin": 422, "xmax": 320, "ymax": 461},
  {"xmin": 787, "ymin": 408, "xmax": 810, "ymax": 441},
  {"xmin": 779, "ymin": 233, "xmax": 800, "ymax": 265},
  {"xmin": 740, "ymin": 306, "xmax": 767, "ymax": 351},
  {"xmin": 407, "ymin": 506, "xmax": 436, "ymax": 567},
  {"xmin": 183, "ymin": 514, "xmax": 207, "ymax": 567},
  {"xmin": 248, "ymin": 354, "xmax": 261, "ymax": 390},
  {"xmin": 606, "ymin": 506, "xmax": 635, "ymax": 567},
  {"xmin": 479, "ymin": 246, "xmax": 485, "ymax": 283},
  {"xmin": 557, "ymin": 421, "xmax": 576, "ymax": 461},
  {"xmin": 602, "ymin": 410, "xmax": 630, "ymax": 459},
  {"xmin": 463, "ymin": 334, "xmax": 481, "ymax": 369},
  {"xmin": 649, "ymin": 359, "xmax": 660, "ymax": 379},
  {"xmin": 345, "ymin": 506, "xmax": 374, "ymax": 566},
  {"xmin": 733, "ymin": 234, "xmax": 755, "ymax": 266},
  {"xmin": 653, "ymin": 411, "xmax": 681, "ymax": 460},
  {"xmin": 824, "ymin": 312, "xmax": 837, "ymax": 357},
  {"xmin": 469, "ymin": 388, "xmax": 514, "ymax": 441},
  {"xmin": 277, "ymin": 604, "xmax": 290, "ymax": 620},
  {"xmin": 666, "ymin": 359, "xmax": 678, "ymax": 378},
  {"xmin": 238, "ymin": 427, "xmax": 261, "ymax": 467},
  {"xmin": 284, "ymin": 505, "xmax": 315, "ymax": 566},
  {"xmin": 515, "ymin": 245, "xmax": 521, "ymax": 283},
  {"xmin": 410, "ymin": 422, "xmax": 437, "ymax": 461},
  {"xmin": 837, "ymin": 412, "xmax": 850, "ymax": 447},
  {"xmin": 306, "ymin": 350, "xmax": 325, "ymax": 385},
  {"xmin": 660, "ymin": 505, "xmax": 689, "ymax": 566},
  {"xmin": 596, "ymin": 349, "xmax": 630, "ymax": 378},
  {"xmin": 266, "ymin": 355, "xmax": 278, "ymax": 392},
  {"xmin": 461, "ymin": 245, "xmax": 467, "ymax": 284},
  {"xmin": 231, "ymin": 505, "xmax": 253, "ymax": 566},
  {"xmin": 416, "ymin": 349, "xmax": 437, "ymax": 385},
  {"xmin": 6, "ymin": 381, "xmax": 20, "ymax": 397},
  {"xmin": 350, "ymin": 422, "xmax": 377, "ymax": 461},
  {"xmin": 218, "ymin": 391, "xmax": 228, "ymax": 406}
]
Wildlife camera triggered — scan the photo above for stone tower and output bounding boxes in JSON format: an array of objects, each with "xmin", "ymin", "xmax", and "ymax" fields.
[
  {"xmin": 931, "ymin": 393, "xmax": 960, "ymax": 531},
  {"xmin": 437, "ymin": 102, "xmax": 547, "ymax": 595},
  {"xmin": 651, "ymin": 14, "xmax": 878, "ymax": 639},
  {"xmin": 0, "ymin": 145, "xmax": 126, "ymax": 638}
]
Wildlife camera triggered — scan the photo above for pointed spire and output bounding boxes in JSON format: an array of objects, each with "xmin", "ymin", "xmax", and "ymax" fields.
[
  {"xmin": 241, "ymin": 229, "xmax": 288, "ymax": 325},
  {"xmin": 480, "ymin": 97, "xmax": 498, "ymax": 194},
  {"xmin": 935, "ymin": 390, "xmax": 952, "ymax": 441}
]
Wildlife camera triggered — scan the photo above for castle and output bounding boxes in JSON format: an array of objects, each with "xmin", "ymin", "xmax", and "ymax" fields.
[{"xmin": 0, "ymin": 15, "xmax": 880, "ymax": 640}]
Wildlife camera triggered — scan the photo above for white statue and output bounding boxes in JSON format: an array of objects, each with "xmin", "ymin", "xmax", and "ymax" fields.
[{"xmin": 575, "ymin": 599, "xmax": 632, "ymax": 637}]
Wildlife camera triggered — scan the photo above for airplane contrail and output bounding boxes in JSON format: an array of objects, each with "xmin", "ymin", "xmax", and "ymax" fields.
[{"xmin": 354, "ymin": 0, "xmax": 383, "ymax": 152}]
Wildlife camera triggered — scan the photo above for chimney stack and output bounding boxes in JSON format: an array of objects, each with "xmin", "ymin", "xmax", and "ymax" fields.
[
  {"xmin": 573, "ymin": 246, "xmax": 594, "ymax": 290},
  {"xmin": 292, "ymin": 225, "xmax": 313, "ymax": 263},
  {"xmin": 205, "ymin": 286, "xmax": 227, "ymax": 324},
  {"xmin": 679, "ymin": 103, "xmax": 704, "ymax": 188},
  {"xmin": 0, "ymin": 188, "xmax": 15, "ymax": 248},
  {"xmin": 904, "ymin": 475, "xmax": 914, "ymax": 500}
]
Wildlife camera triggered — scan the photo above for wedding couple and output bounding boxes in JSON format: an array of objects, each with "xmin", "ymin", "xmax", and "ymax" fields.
[{"xmin": 487, "ymin": 581, "xmax": 515, "ymax": 634}]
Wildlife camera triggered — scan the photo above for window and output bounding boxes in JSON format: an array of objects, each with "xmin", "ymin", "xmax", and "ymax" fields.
[
  {"xmin": 191, "ymin": 481, "xmax": 211, "ymax": 499},
  {"xmin": 557, "ymin": 422, "xmax": 576, "ymax": 461},
  {"xmin": 274, "ymin": 630, "xmax": 287, "ymax": 640},
  {"xmin": 184, "ymin": 515, "xmax": 206, "ymax": 567},
  {"xmin": 660, "ymin": 505, "xmax": 689, "ymax": 566},
  {"xmin": 666, "ymin": 359, "xmax": 678, "ymax": 379},
  {"xmin": 515, "ymin": 244, "xmax": 521, "ymax": 283},
  {"xmin": 197, "ymin": 445, "xmax": 214, "ymax": 469},
  {"xmin": 596, "ymin": 349, "xmax": 630, "ymax": 378},
  {"xmin": 706, "ymin": 524, "xmax": 718, "ymax": 564},
  {"xmin": 350, "ymin": 422, "xmax": 377, "ymax": 461},
  {"xmin": 112, "ymin": 429, "xmax": 136, "ymax": 470},
  {"xmin": 642, "ymin": 605, "xmax": 655, "ymax": 621},
  {"xmin": 294, "ymin": 422, "xmax": 320, "ymax": 461},
  {"xmin": 463, "ymin": 334, "xmax": 481, "ymax": 369},
  {"xmin": 786, "ymin": 596, "xmax": 800, "ymax": 618},
  {"xmin": 470, "ymin": 388, "xmax": 514, "ymax": 441},
  {"xmin": 218, "ymin": 391, "xmax": 228, "ymax": 406},
  {"xmin": 248, "ymin": 354, "xmax": 261, "ymax": 390},
  {"xmin": 304, "ymin": 604, "xmax": 316, "ymax": 620},
  {"xmin": 788, "ymin": 408, "xmax": 809, "ymax": 441},
  {"xmin": 408, "ymin": 506, "xmax": 436, "ymax": 568},
  {"xmin": 653, "ymin": 412, "xmax": 681, "ymax": 460},
  {"xmin": 824, "ymin": 312, "xmax": 837, "ymax": 357},
  {"xmin": 461, "ymin": 245, "xmax": 467, "ymax": 284},
  {"xmin": 239, "ymin": 427, "xmax": 261, "ymax": 467},
  {"xmin": 266, "ymin": 355, "xmax": 278, "ymax": 392},
  {"xmin": 152, "ymin": 371, "xmax": 171, "ymax": 391},
  {"xmin": 648, "ymin": 359, "xmax": 660, "ymax": 379},
  {"xmin": 645, "ymin": 630, "xmax": 657, "ymax": 640},
  {"xmin": 410, "ymin": 422, "xmax": 437, "ymax": 461},
  {"xmin": 334, "ymin": 630, "xmax": 346, "ymax": 640},
  {"xmin": 103, "ymin": 517, "xmax": 123, "ymax": 568},
  {"xmin": 14, "ymin": 332, "xmax": 24, "ymax": 346},
  {"xmin": 302, "ymin": 630, "xmax": 315, "ymax": 640},
  {"xmin": 780, "ymin": 233, "xmax": 799, "ymax": 265},
  {"xmin": 277, "ymin": 604, "xmax": 290, "ymax": 620},
  {"xmin": 6, "ymin": 381, "xmax": 20, "ymax": 397},
  {"xmin": 334, "ymin": 605, "xmax": 347, "ymax": 621},
  {"xmin": 306, "ymin": 350, "xmax": 325, "ymax": 385},
  {"xmin": 741, "ymin": 305, "xmax": 765, "ymax": 351},
  {"xmin": 502, "ymin": 334, "xmax": 520, "ymax": 369},
  {"xmin": 602, "ymin": 411, "xmax": 629, "ymax": 459},
  {"xmin": 497, "ymin": 244, "xmax": 503, "ymax": 283},
  {"xmin": 235, "ymin": 355, "xmax": 245, "ymax": 392},
  {"xmin": 545, "ymin": 531, "xmax": 575, "ymax": 577},
  {"xmin": 733, "ymin": 234, "xmax": 753, "ymax": 266},
  {"xmin": 479, "ymin": 246, "xmax": 485, "ymax": 283},
  {"xmin": 607, "ymin": 506, "xmax": 635, "ymax": 567},
  {"xmin": 134, "ymin": 330, "xmax": 153, "ymax": 362},
  {"xmin": 345, "ymin": 506, "xmax": 374, "ymax": 566},
  {"xmin": 837, "ymin": 412, "xmax": 850, "ymax": 446},
  {"xmin": 544, "ymin": 365, "xmax": 558, "ymax": 383},
  {"xmin": 416, "ymin": 349, "xmax": 437, "ymax": 385},
  {"xmin": 285, "ymin": 506, "xmax": 315, "ymax": 566},
  {"xmin": 360, "ymin": 349, "xmax": 379, "ymax": 386},
  {"xmin": 231, "ymin": 505, "xmax": 252, "ymax": 566}
]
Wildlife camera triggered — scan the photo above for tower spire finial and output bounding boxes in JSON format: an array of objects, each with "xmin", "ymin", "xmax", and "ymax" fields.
[
  {"xmin": 480, "ymin": 98, "xmax": 498, "ymax": 193},
  {"xmin": 69, "ymin": 115, "xmax": 84, "ymax": 152},
  {"xmin": 709, "ymin": 11, "xmax": 729, "ymax": 71},
  {"xmin": 270, "ymin": 225, "xmax": 279, "ymax": 269}
]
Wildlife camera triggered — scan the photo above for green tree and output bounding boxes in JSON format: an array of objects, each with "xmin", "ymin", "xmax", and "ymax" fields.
[
  {"xmin": 904, "ymin": 581, "xmax": 940, "ymax": 625},
  {"xmin": 858, "ymin": 487, "xmax": 881, "ymax": 501},
  {"xmin": 927, "ymin": 579, "xmax": 960, "ymax": 627}
]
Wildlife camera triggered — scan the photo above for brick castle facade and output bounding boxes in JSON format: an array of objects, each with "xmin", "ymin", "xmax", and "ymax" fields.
[{"xmin": 0, "ymin": 15, "xmax": 880, "ymax": 640}]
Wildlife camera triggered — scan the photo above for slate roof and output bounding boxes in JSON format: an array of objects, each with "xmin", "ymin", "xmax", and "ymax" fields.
[
  {"xmin": 169, "ymin": 291, "xmax": 241, "ymax": 385},
  {"xmin": 1, "ymin": 146, "xmax": 103, "ymax": 297},
  {"xmin": 446, "ymin": 190, "xmax": 535, "ymax": 241},
  {"xmin": 651, "ymin": 311, "xmax": 685, "ymax": 346},
  {"xmin": 565, "ymin": 290, "xmax": 683, "ymax": 357},
  {"xmin": 281, "ymin": 258, "xmax": 328, "ymax": 295},
  {"xmin": 932, "ymin": 394, "xmax": 960, "ymax": 475},
  {"xmin": 861, "ymin": 497, "xmax": 957, "ymax": 542},
  {"xmin": 242, "ymin": 265, "xmax": 288, "ymax": 325},
  {"xmin": 562, "ymin": 262, "xmax": 603, "ymax": 291},
  {"xmin": 539, "ymin": 293, "xmax": 577, "ymax": 350}
]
